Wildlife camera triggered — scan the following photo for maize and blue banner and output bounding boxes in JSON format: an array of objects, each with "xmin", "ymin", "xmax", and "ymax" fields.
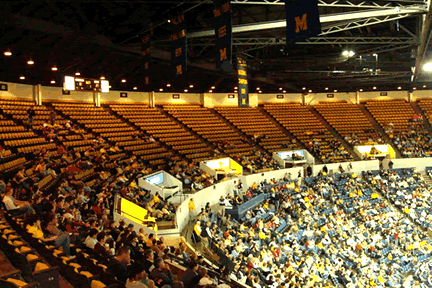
[
  {"xmin": 213, "ymin": 0, "xmax": 232, "ymax": 72},
  {"xmin": 237, "ymin": 56, "xmax": 249, "ymax": 107},
  {"xmin": 141, "ymin": 32, "xmax": 151, "ymax": 87},
  {"xmin": 285, "ymin": 0, "xmax": 321, "ymax": 43},
  {"xmin": 170, "ymin": 14, "xmax": 187, "ymax": 78}
]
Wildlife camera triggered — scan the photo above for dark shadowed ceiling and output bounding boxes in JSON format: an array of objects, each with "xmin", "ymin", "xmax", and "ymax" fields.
[{"xmin": 0, "ymin": 0, "xmax": 431, "ymax": 94}]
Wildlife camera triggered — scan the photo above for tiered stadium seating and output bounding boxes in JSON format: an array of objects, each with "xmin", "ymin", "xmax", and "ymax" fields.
[
  {"xmin": 314, "ymin": 102, "xmax": 380, "ymax": 145},
  {"xmin": 110, "ymin": 104, "xmax": 213, "ymax": 161},
  {"xmin": 0, "ymin": 100, "xmax": 56, "ymax": 154},
  {"xmin": 418, "ymin": 98, "xmax": 432, "ymax": 123},
  {"xmin": 365, "ymin": 99, "xmax": 418, "ymax": 132},
  {"xmin": 366, "ymin": 99, "xmax": 429, "ymax": 157},
  {"xmin": 163, "ymin": 104, "xmax": 255, "ymax": 157},
  {"xmin": 264, "ymin": 103, "xmax": 352, "ymax": 162},
  {"xmin": 214, "ymin": 106, "xmax": 299, "ymax": 152}
]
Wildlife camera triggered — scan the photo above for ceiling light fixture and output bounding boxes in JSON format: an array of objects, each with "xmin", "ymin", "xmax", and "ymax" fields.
[
  {"xmin": 75, "ymin": 72, "xmax": 80, "ymax": 76},
  {"xmin": 51, "ymin": 66, "xmax": 58, "ymax": 71},
  {"xmin": 279, "ymin": 87, "xmax": 283, "ymax": 90},
  {"xmin": 109, "ymin": 85, "xmax": 112, "ymax": 88},
  {"xmin": 258, "ymin": 90, "xmax": 262, "ymax": 93},
  {"xmin": 413, "ymin": 87, "xmax": 417, "ymax": 90},
  {"xmin": 359, "ymin": 89, "xmax": 363, "ymax": 92},
  {"xmin": 256, "ymin": 87, "xmax": 260, "ymax": 90},
  {"xmin": 27, "ymin": 60, "xmax": 34, "ymax": 65},
  {"xmin": 302, "ymin": 87, "xmax": 306, "ymax": 90},
  {"xmin": 423, "ymin": 85, "xmax": 427, "ymax": 88},
  {"xmin": 325, "ymin": 87, "xmax": 329, "ymax": 90},
  {"xmin": 334, "ymin": 90, "xmax": 338, "ymax": 92},
  {"xmin": 19, "ymin": 76, "xmax": 25, "ymax": 80},
  {"xmin": 4, "ymin": 50, "xmax": 12, "ymax": 56},
  {"xmin": 184, "ymin": 89, "xmax": 188, "ymax": 92},
  {"xmin": 398, "ymin": 86, "xmax": 402, "ymax": 90},
  {"xmin": 121, "ymin": 79, "xmax": 126, "ymax": 83},
  {"xmin": 50, "ymin": 80, "xmax": 55, "ymax": 84},
  {"xmin": 211, "ymin": 86, "xmax": 215, "ymax": 89},
  {"xmin": 283, "ymin": 90, "xmax": 286, "ymax": 93},
  {"xmin": 133, "ymin": 87, "xmax": 137, "ymax": 90},
  {"xmin": 189, "ymin": 85, "xmax": 194, "ymax": 88},
  {"xmin": 424, "ymin": 63, "xmax": 432, "ymax": 71},
  {"xmin": 308, "ymin": 90, "xmax": 312, "ymax": 93},
  {"xmin": 166, "ymin": 83, "xmax": 171, "ymax": 87},
  {"xmin": 209, "ymin": 90, "xmax": 213, "ymax": 93},
  {"xmin": 159, "ymin": 88, "xmax": 163, "ymax": 91},
  {"xmin": 100, "ymin": 76, "xmax": 105, "ymax": 80},
  {"xmin": 373, "ymin": 86, "xmax": 377, "ymax": 89}
]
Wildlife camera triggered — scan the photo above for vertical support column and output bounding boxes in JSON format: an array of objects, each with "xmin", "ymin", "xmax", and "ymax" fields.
[
  {"xmin": 94, "ymin": 91, "xmax": 101, "ymax": 107},
  {"xmin": 408, "ymin": 91, "xmax": 414, "ymax": 102},
  {"xmin": 302, "ymin": 93, "xmax": 306, "ymax": 105},
  {"xmin": 150, "ymin": 91, "xmax": 155, "ymax": 107},
  {"xmin": 356, "ymin": 91, "xmax": 360, "ymax": 104},
  {"xmin": 35, "ymin": 84, "xmax": 42, "ymax": 105}
]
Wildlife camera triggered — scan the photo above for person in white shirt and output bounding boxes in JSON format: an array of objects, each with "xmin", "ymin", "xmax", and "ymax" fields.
[
  {"xmin": 84, "ymin": 229, "xmax": 98, "ymax": 249},
  {"xmin": 2, "ymin": 187, "xmax": 34, "ymax": 215}
]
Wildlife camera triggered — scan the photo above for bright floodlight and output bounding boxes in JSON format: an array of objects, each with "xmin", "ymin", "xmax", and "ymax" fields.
[
  {"xmin": 424, "ymin": 62, "xmax": 432, "ymax": 71},
  {"xmin": 348, "ymin": 51, "xmax": 355, "ymax": 57},
  {"xmin": 342, "ymin": 50, "xmax": 349, "ymax": 56}
]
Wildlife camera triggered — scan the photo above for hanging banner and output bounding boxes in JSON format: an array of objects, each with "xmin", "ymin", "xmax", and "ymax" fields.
[
  {"xmin": 141, "ymin": 32, "xmax": 151, "ymax": 88},
  {"xmin": 237, "ymin": 56, "xmax": 249, "ymax": 107},
  {"xmin": 170, "ymin": 14, "xmax": 187, "ymax": 78},
  {"xmin": 213, "ymin": 0, "xmax": 232, "ymax": 72},
  {"xmin": 285, "ymin": 0, "xmax": 321, "ymax": 44}
]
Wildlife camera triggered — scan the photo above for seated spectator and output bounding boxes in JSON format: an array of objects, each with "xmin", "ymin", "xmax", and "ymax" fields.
[
  {"xmin": 84, "ymin": 228, "xmax": 99, "ymax": 249},
  {"xmin": 109, "ymin": 246, "xmax": 131, "ymax": 283},
  {"xmin": 180, "ymin": 261, "xmax": 198, "ymax": 288},
  {"xmin": 2, "ymin": 187, "xmax": 34, "ymax": 215},
  {"xmin": 126, "ymin": 263, "xmax": 149, "ymax": 288},
  {"xmin": 26, "ymin": 216, "xmax": 73, "ymax": 257},
  {"xmin": 149, "ymin": 258, "xmax": 173, "ymax": 286}
]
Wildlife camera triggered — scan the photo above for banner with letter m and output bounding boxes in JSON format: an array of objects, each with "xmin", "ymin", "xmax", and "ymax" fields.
[{"xmin": 285, "ymin": 0, "xmax": 321, "ymax": 43}]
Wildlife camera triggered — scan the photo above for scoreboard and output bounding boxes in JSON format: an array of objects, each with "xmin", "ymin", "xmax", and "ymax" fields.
[{"xmin": 64, "ymin": 76, "xmax": 110, "ymax": 93}]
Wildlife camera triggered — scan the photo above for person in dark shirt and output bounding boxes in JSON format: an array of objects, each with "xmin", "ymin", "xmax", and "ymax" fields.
[
  {"xmin": 108, "ymin": 246, "xmax": 130, "ymax": 283},
  {"xmin": 93, "ymin": 232, "xmax": 111, "ymax": 258},
  {"xmin": 27, "ymin": 106, "xmax": 36, "ymax": 130},
  {"xmin": 149, "ymin": 258, "xmax": 173, "ymax": 286},
  {"xmin": 180, "ymin": 261, "xmax": 198, "ymax": 288}
]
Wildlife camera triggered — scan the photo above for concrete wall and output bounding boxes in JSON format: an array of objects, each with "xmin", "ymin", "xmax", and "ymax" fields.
[
  {"xmin": 41, "ymin": 85, "xmax": 94, "ymax": 103},
  {"xmin": 100, "ymin": 91, "xmax": 150, "ymax": 104},
  {"xmin": 305, "ymin": 92, "xmax": 357, "ymax": 105},
  {"xmin": 203, "ymin": 93, "xmax": 238, "ymax": 108},
  {"xmin": 154, "ymin": 92, "xmax": 201, "ymax": 105},
  {"xmin": 258, "ymin": 93, "xmax": 302, "ymax": 104},
  {"xmin": 313, "ymin": 160, "xmax": 380, "ymax": 176},
  {"xmin": 0, "ymin": 81, "xmax": 34, "ymax": 101},
  {"xmin": 358, "ymin": 91, "xmax": 409, "ymax": 102}
]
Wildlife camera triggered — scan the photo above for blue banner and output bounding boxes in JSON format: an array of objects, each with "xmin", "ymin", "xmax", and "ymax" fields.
[
  {"xmin": 213, "ymin": 1, "xmax": 232, "ymax": 71},
  {"xmin": 285, "ymin": 0, "xmax": 321, "ymax": 43},
  {"xmin": 237, "ymin": 56, "xmax": 249, "ymax": 107},
  {"xmin": 141, "ymin": 33, "xmax": 151, "ymax": 87},
  {"xmin": 170, "ymin": 14, "xmax": 187, "ymax": 78}
]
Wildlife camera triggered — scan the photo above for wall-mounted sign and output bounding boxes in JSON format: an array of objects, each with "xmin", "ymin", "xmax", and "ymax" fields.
[
  {"xmin": 380, "ymin": 92, "xmax": 388, "ymax": 96},
  {"xmin": 228, "ymin": 94, "xmax": 235, "ymax": 98},
  {"xmin": 327, "ymin": 94, "xmax": 334, "ymax": 98},
  {"xmin": 0, "ymin": 84, "xmax": 8, "ymax": 91},
  {"xmin": 120, "ymin": 92, "xmax": 128, "ymax": 98},
  {"xmin": 62, "ymin": 89, "xmax": 71, "ymax": 95},
  {"xmin": 277, "ymin": 95, "xmax": 284, "ymax": 99},
  {"xmin": 172, "ymin": 94, "xmax": 180, "ymax": 99}
]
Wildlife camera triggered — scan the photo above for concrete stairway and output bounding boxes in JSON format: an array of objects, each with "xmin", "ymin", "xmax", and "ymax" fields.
[
  {"xmin": 410, "ymin": 101, "xmax": 432, "ymax": 135},
  {"xmin": 307, "ymin": 106, "xmax": 360, "ymax": 161},
  {"xmin": 257, "ymin": 106, "xmax": 310, "ymax": 151},
  {"xmin": 358, "ymin": 103, "xmax": 403, "ymax": 158}
]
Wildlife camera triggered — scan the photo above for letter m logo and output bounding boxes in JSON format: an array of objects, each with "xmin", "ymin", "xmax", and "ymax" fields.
[{"xmin": 295, "ymin": 13, "xmax": 308, "ymax": 33}]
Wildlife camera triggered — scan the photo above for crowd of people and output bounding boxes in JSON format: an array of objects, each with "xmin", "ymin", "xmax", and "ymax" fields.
[{"xmin": 191, "ymin": 168, "xmax": 432, "ymax": 288}]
